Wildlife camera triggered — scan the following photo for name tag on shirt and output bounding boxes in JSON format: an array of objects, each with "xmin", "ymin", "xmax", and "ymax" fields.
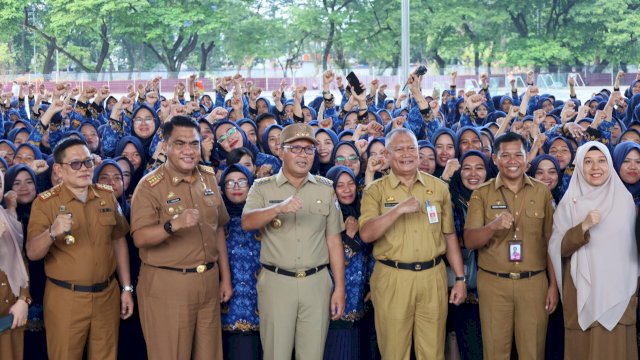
[
  {"xmin": 491, "ymin": 204, "xmax": 508, "ymax": 210},
  {"xmin": 204, "ymin": 189, "xmax": 215, "ymax": 196},
  {"xmin": 384, "ymin": 202, "xmax": 398, "ymax": 208},
  {"xmin": 426, "ymin": 201, "xmax": 439, "ymax": 224},
  {"xmin": 167, "ymin": 198, "xmax": 181, "ymax": 205},
  {"xmin": 269, "ymin": 200, "xmax": 283, "ymax": 204}
]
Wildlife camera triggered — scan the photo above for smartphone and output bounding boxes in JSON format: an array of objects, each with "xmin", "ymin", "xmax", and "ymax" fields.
[
  {"xmin": 0, "ymin": 314, "xmax": 14, "ymax": 333},
  {"xmin": 346, "ymin": 72, "xmax": 364, "ymax": 95},
  {"xmin": 415, "ymin": 65, "xmax": 428, "ymax": 77}
]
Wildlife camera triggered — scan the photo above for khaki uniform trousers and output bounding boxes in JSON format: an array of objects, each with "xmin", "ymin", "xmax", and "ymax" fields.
[
  {"xmin": 371, "ymin": 261, "xmax": 448, "ymax": 360},
  {"xmin": 44, "ymin": 279, "xmax": 120, "ymax": 360},
  {"xmin": 137, "ymin": 264, "xmax": 222, "ymax": 360},
  {"xmin": 477, "ymin": 269, "xmax": 549, "ymax": 360},
  {"xmin": 257, "ymin": 267, "xmax": 332, "ymax": 360}
]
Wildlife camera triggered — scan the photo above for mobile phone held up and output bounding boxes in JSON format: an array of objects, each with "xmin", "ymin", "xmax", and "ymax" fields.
[
  {"xmin": 346, "ymin": 72, "xmax": 364, "ymax": 95},
  {"xmin": 415, "ymin": 65, "xmax": 428, "ymax": 77}
]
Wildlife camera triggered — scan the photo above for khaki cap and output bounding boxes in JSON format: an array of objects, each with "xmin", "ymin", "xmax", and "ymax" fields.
[{"xmin": 280, "ymin": 123, "xmax": 318, "ymax": 145}]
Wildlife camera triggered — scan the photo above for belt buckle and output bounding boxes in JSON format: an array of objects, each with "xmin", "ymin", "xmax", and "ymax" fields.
[
  {"xmin": 196, "ymin": 264, "xmax": 207, "ymax": 273},
  {"xmin": 414, "ymin": 264, "xmax": 422, "ymax": 271},
  {"xmin": 509, "ymin": 272, "xmax": 520, "ymax": 280},
  {"xmin": 295, "ymin": 271, "xmax": 306, "ymax": 278}
]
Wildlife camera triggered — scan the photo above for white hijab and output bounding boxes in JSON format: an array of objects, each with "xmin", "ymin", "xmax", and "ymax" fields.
[{"xmin": 549, "ymin": 141, "xmax": 638, "ymax": 331}]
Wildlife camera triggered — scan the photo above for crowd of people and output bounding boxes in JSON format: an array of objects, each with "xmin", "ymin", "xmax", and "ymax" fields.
[{"xmin": 0, "ymin": 66, "xmax": 639, "ymax": 360}]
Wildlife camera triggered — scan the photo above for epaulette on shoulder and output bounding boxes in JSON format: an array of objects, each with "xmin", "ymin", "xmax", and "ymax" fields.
[
  {"xmin": 315, "ymin": 175, "xmax": 333, "ymax": 187},
  {"xmin": 38, "ymin": 185, "xmax": 61, "ymax": 201},
  {"xmin": 199, "ymin": 165, "xmax": 215, "ymax": 175},
  {"xmin": 145, "ymin": 171, "xmax": 164, "ymax": 188},
  {"xmin": 95, "ymin": 183, "xmax": 114, "ymax": 192},
  {"xmin": 253, "ymin": 176, "xmax": 275, "ymax": 186}
]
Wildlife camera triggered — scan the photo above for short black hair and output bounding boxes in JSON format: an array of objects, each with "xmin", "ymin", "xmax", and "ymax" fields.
[
  {"xmin": 493, "ymin": 132, "xmax": 526, "ymax": 154},
  {"xmin": 53, "ymin": 137, "xmax": 88, "ymax": 163},
  {"xmin": 227, "ymin": 147, "xmax": 256, "ymax": 165},
  {"xmin": 255, "ymin": 112, "xmax": 276, "ymax": 126},
  {"xmin": 162, "ymin": 115, "xmax": 200, "ymax": 140}
]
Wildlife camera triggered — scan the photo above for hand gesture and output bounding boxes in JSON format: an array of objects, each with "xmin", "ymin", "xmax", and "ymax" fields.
[
  {"xmin": 533, "ymin": 133, "xmax": 547, "ymax": 148},
  {"xmin": 51, "ymin": 213, "xmax": 74, "ymax": 238},
  {"xmin": 8, "ymin": 298, "xmax": 28, "ymax": 329},
  {"xmin": 391, "ymin": 116, "xmax": 406, "ymax": 129},
  {"xmin": 533, "ymin": 109, "xmax": 546, "ymax": 125},
  {"xmin": 367, "ymin": 156, "xmax": 385, "ymax": 173},
  {"xmin": 206, "ymin": 107, "xmax": 228, "ymax": 123},
  {"xmin": 378, "ymin": 83, "xmax": 388, "ymax": 96},
  {"xmin": 146, "ymin": 91, "xmax": 159, "ymax": 106},
  {"xmin": 255, "ymin": 164, "xmax": 273, "ymax": 178},
  {"xmin": 276, "ymin": 195, "xmax": 303, "ymax": 214},
  {"xmin": 581, "ymin": 210, "xmax": 601, "ymax": 232},
  {"xmin": 319, "ymin": 117, "xmax": 333, "ymax": 129},
  {"xmin": 367, "ymin": 121, "xmax": 383, "ymax": 137},
  {"xmin": 323, "ymin": 70, "xmax": 335, "ymax": 86},
  {"xmin": 3, "ymin": 191, "xmax": 17, "ymax": 211},
  {"xmin": 272, "ymin": 89, "xmax": 282, "ymax": 103},
  {"xmin": 442, "ymin": 158, "xmax": 460, "ymax": 181},
  {"xmin": 527, "ymin": 70, "xmax": 535, "ymax": 85},
  {"xmin": 220, "ymin": 279, "xmax": 233, "ymax": 303},
  {"xmin": 250, "ymin": 87, "xmax": 262, "ymax": 101},
  {"xmin": 396, "ymin": 196, "xmax": 421, "ymax": 215},
  {"xmin": 173, "ymin": 209, "xmax": 200, "ymax": 231},
  {"xmin": 335, "ymin": 76, "xmax": 343, "ymax": 88},
  {"xmin": 465, "ymin": 94, "xmax": 485, "ymax": 111},
  {"xmin": 568, "ymin": 76, "xmax": 575, "ymax": 87},
  {"xmin": 488, "ymin": 211, "xmax": 514, "ymax": 231},
  {"xmin": 28, "ymin": 159, "xmax": 49, "ymax": 175},
  {"xmin": 354, "ymin": 139, "xmax": 368, "ymax": 156},
  {"xmin": 450, "ymin": 71, "xmax": 458, "ymax": 86},
  {"xmin": 525, "ymin": 85, "xmax": 539, "ymax": 97}
]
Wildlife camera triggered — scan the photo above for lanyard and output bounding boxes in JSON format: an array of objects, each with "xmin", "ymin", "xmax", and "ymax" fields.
[{"xmin": 498, "ymin": 187, "xmax": 527, "ymax": 240}]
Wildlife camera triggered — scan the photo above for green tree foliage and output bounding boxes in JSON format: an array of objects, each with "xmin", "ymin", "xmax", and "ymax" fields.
[{"xmin": 2, "ymin": 0, "xmax": 639, "ymax": 75}]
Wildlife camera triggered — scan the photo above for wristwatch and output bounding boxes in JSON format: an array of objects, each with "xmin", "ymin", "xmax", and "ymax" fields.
[
  {"xmin": 164, "ymin": 220, "xmax": 174, "ymax": 235},
  {"xmin": 18, "ymin": 295, "xmax": 32, "ymax": 305},
  {"xmin": 455, "ymin": 276, "xmax": 467, "ymax": 283},
  {"xmin": 122, "ymin": 285, "xmax": 134, "ymax": 293}
]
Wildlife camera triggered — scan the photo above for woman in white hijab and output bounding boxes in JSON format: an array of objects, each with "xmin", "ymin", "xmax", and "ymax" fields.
[
  {"xmin": 0, "ymin": 167, "xmax": 30, "ymax": 360},
  {"xmin": 549, "ymin": 141, "xmax": 638, "ymax": 359}
]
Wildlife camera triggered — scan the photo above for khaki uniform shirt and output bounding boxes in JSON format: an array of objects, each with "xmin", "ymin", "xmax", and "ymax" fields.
[
  {"xmin": 359, "ymin": 171, "xmax": 455, "ymax": 262},
  {"xmin": 243, "ymin": 170, "xmax": 344, "ymax": 271},
  {"xmin": 464, "ymin": 175, "xmax": 554, "ymax": 272},
  {"xmin": 130, "ymin": 163, "xmax": 229, "ymax": 268},
  {"xmin": 28, "ymin": 184, "xmax": 129, "ymax": 283}
]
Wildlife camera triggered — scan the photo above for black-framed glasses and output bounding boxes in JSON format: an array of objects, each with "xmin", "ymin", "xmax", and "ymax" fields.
[
  {"xmin": 217, "ymin": 127, "xmax": 237, "ymax": 143},
  {"xmin": 335, "ymin": 154, "xmax": 359, "ymax": 164},
  {"xmin": 60, "ymin": 158, "xmax": 95, "ymax": 170},
  {"xmin": 282, "ymin": 145, "xmax": 315, "ymax": 155},
  {"xmin": 224, "ymin": 179, "xmax": 249, "ymax": 189}
]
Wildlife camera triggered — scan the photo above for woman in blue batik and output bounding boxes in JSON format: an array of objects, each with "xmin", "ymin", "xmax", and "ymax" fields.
[
  {"xmin": 323, "ymin": 166, "xmax": 371, "ymax": 360},
  {"xmin": 219, "ymin": 164, "xmax": 262, "ymax": 360}
]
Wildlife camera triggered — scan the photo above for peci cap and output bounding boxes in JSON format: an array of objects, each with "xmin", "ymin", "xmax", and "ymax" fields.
[{"xmin": 280, "ymin": 123, "xmax": 318, "ymax": 145}]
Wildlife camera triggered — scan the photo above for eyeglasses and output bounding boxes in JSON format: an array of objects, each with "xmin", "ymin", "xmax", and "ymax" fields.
[
  {"xmin": 335, "ymin": 155, "xmax": 359, "ymax": 164},
  {"xmin": 60, "ymin": 158, "xmax": 95, "ymax": 170},
  {"xmin": 217, "ymin": 127, "xmax": 237, "ymax": 143},
  {"xmin": 224, "ymin": 179, "xmax": 249, "ymax": 189},
  {"xmin": 134, "ymin": 116, "xmax": 155, "ymax": 124},
  {"xmin": 282, "ymin": 145, "xmax": 316, "ymax": 155}
]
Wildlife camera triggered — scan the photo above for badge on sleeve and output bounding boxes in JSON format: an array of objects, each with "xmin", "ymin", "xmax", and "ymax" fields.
[{"xmin": 426, "ymin": 201, "xmax": 439, "ymax": 224}]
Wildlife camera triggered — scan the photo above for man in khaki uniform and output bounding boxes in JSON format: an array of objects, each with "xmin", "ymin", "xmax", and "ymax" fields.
[
  {"xmin": 464, "ymin": 132, "xmax": 557, "ymax": 360},
  {"xmin": 359, "ymin": 128, "xmax": 467, "ymax": 360},
  {"xmin": 130, "ymin": 116, "xmax": 232, "ymax": 360},
  {"xmin": 241, "ymin": 122, "xmax": 345, "ymax": 360},
  {"xmin": 26, "ymin": 137, "xmax": 133, "ymax": 360}
]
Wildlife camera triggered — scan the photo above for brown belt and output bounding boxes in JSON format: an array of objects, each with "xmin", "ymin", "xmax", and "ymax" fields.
[{"xmin": 480, "ymin": 267, "xmax": 545, "ymax": 280}]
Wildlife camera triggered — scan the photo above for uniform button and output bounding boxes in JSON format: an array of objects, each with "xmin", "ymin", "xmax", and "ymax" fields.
[
  {"xmin": 515, "ymin": 195, "xmax": 518, "ymax": 198},
  {"xmin": 0, "ymin": 283, "xmax": 6, "ymax": 286},
  {"xmin": 516, "ymin": 227, "xmax": 520, "ymax": 231},
  {"xmin": 534, "ymin": 212, "xmax": 538, "ymax": 216},
  {"xmin": 3, "ymin": 299, "xmax": 8, "ymax": 303},
  {"xmin": 515, "ymin": 212, "xmax": 519, "ymax": 216}
]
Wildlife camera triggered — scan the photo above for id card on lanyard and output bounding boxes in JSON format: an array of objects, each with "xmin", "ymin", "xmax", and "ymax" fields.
[{"xmin": 499, "ymin": 188, "xmax": 526, "ymax": 263}]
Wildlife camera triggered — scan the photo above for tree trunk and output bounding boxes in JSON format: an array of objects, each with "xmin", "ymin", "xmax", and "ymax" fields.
[
  {"xmin": 199, "ymin": 41, "xmax": 215, "ymax": 76},
  {"xmin": 593, "ymin": 59, "xmax": 609, "ymax": 74},
  {"xmin": 548, "ymin": 63, "xmax": 559, "ymax": 73},
  {"xmin": 322, "ymin": 21, "xmax": 335, "ymax": 71},
  {"xmin": 621, "ymin": 62, "xmax": 628, "ymax": 73},
  {"xmin": 433, "ymin": 52, "xmax": 446, "ymax": 75},
  {"xmin": 474, "ymin": 49, "xmax": 480, "ymax": 75},
  {"xmin": 42, "ymin": 39, "xmax": 56, "ymax": 74}
]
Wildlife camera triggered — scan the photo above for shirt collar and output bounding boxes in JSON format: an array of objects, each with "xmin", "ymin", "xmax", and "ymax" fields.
[
  {"xmin": 275, "ymin": 169, "xmax": 317, "ymax": 187},
  {"xmin": 495, "ymin": 173, "xmax": 534, "ymax": 190},
  {"xmin": 59, "ymin": 183, "xmax": 101, "ymax": 203},
  {"xmin": 388, "ymin": 170, "xmax": 426, "ymax": 189},
  {"xmin": 163, "ymin": 163, "xmax": 196, "ymax": 185}
]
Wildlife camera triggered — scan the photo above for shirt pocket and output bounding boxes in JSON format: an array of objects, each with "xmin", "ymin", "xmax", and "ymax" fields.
[
  {"xmin": 203, "ymin": 196, "xmax": 219, "ymax": 222},
  {"xmin": 524, "ymin": 208, "xmax": 544, "ymax": 237}
]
